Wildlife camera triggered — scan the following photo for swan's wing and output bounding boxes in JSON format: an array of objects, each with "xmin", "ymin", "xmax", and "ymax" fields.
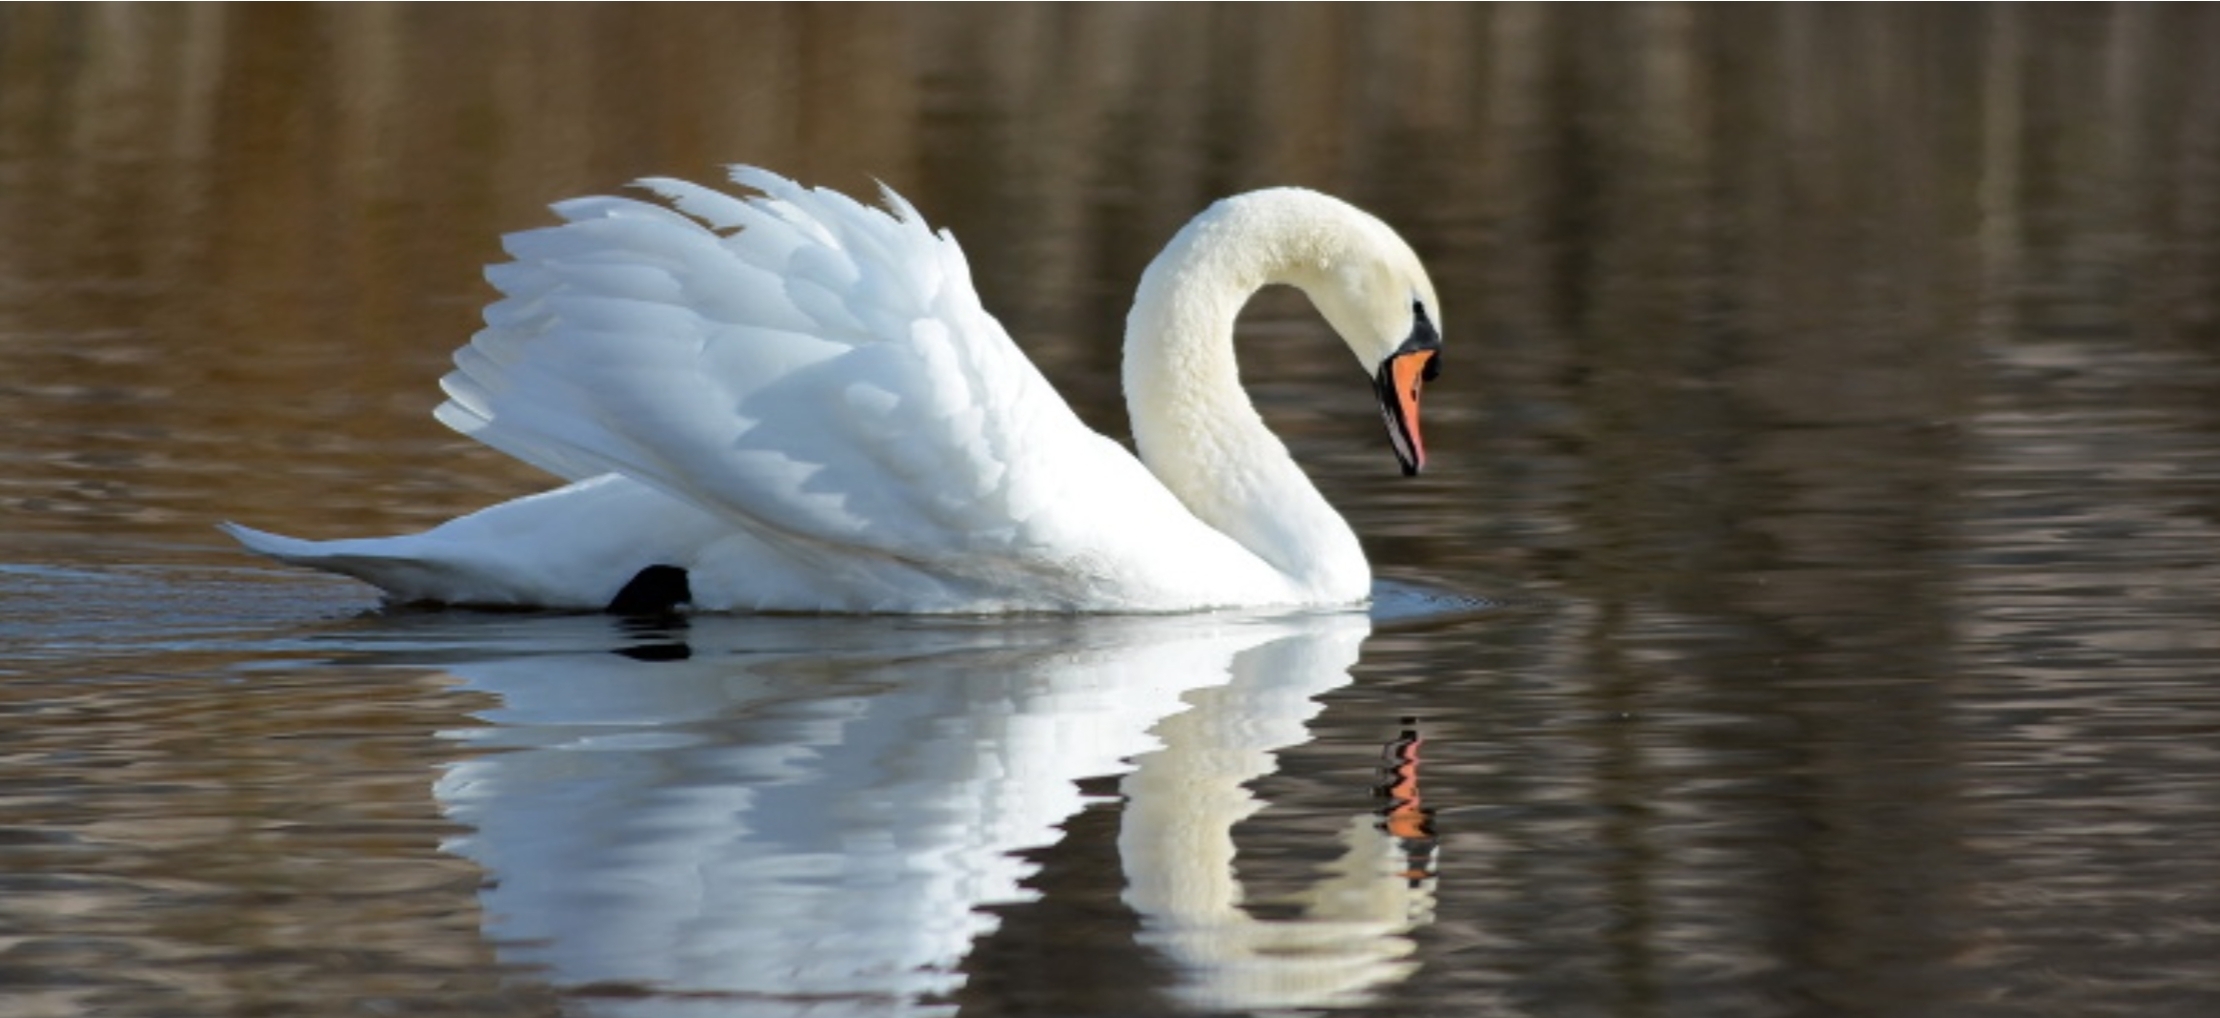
[{"xmin": 434, "ymin": 167, "xmax": 1268, "ymax": 608}]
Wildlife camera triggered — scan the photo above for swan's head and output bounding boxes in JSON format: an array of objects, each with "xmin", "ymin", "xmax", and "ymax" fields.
[
  {"xmin": 1296, "ymin": 208, "xmax": 1443, "ymax": 477},
  {"xmin": 1130, "ymin": 188, "xmax": 1444, "ymax": 477}
]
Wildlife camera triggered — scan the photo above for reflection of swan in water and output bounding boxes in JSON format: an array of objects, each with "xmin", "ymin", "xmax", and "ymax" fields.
[
  {"xmin": 424, "ymin": 609, "xmax": 1436, "ymax": 1015},
  {"xmin": 1123, "ymin": 658, "xmax": 1438, "ymax": 1012}
]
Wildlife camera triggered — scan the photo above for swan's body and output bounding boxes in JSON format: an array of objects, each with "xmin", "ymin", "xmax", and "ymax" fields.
[{"xmin": 225, "ymin": 167, "xmax": 1442, "ymax": 613}]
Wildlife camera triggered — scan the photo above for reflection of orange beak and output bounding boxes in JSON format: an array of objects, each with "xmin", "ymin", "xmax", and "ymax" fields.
[
  {"xmin": 1375, "ymin": 349, "xmax": 1437, "ymax": 476},
  {"xmin": 1380, "ymin": 731, "xmax": 1429, "ymax": 841},
  {"xmin": 1375, "ymin": 721, "xmax": 1438, "ymax": 885}
]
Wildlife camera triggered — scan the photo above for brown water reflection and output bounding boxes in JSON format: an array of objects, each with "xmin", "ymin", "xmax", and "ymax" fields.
[{"xmin": 4, "ymin": 5, "xmax": 2220, "ymax": 1017}]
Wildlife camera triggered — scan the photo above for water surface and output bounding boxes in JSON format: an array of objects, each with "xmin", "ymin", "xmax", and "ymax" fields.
[{"xmin": 5, "ymin": 6, "xmax": 2220, "ymax": 1017}]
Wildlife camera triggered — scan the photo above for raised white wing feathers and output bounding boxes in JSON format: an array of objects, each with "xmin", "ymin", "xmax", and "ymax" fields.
[{"xmin": 433, "ymin": 167, "xmax": 1265, "ymax": 606}]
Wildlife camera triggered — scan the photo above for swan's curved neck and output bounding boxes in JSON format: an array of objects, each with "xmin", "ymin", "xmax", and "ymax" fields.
[{"xmin": 1121, "ymin": 194, "xmax": 1369, "ymax": 600}]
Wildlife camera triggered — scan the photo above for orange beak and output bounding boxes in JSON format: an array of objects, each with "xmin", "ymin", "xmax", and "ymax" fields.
[{"xmin": 1375, "ymin": 348, "xmax": 1438, "ymax": 476}]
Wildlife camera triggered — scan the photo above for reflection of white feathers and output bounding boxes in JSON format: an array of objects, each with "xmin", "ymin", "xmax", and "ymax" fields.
[
  {"xmin": 426, "ymin": 610, "xmax": 1431, "ymax": 1016},
  {"xmin": 1120, "ymin": 621, "xmax": 1439, "ymax": 1011},
  {"xmin": 227, "ymin": 167, "xmax": 1444, "ymax": 613}
]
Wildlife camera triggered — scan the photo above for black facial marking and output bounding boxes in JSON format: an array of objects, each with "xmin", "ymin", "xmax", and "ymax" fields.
[{"xmin": 1403, "ymin": 300, "xmax": 1443, "ymax": 379}]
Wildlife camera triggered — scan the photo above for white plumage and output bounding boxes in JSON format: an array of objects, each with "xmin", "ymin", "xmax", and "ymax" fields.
[{"xmin": 225, "ymin": 167, "xmax": 1442, "ymax": 613}]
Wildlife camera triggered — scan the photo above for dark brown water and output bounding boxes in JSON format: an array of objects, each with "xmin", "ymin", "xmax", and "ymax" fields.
[{"xmin": 5, "ymin": 6, "xmax": 2220, "ymax": 1016}]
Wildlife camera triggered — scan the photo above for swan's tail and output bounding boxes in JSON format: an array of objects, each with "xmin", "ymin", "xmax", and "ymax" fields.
[
  {"xmin": 219, "ymin": 477, "xmax": 731, "ymax": 610},
  {"xmin": 220, "ymin": 522, "xmax": 476, "ymax": 605},
  {"xmin": 221, "ymin": 521, "xmax": 332, "ymax": 563}
]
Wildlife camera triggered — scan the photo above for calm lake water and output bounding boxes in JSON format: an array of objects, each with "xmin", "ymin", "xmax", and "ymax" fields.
[{"xmin": 5, "ymin": 5, "xmax": 2220, "ymax": 1017}]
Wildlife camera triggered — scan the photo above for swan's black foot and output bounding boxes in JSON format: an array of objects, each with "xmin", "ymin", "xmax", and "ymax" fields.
[{"xmin": 607, "ymin": 564, "xmax": 692, "ymax": 616}]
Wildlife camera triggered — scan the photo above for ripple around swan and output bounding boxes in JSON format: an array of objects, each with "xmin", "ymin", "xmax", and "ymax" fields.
[{"xmin": 1369, "ymin": 579, "xmax": 1499, "ymax": 626}]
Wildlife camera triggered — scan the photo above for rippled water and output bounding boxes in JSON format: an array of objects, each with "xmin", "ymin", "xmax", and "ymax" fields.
[{"xmin": 5, "ymin": 6, "xmax": 2220, "ymax": 1017}]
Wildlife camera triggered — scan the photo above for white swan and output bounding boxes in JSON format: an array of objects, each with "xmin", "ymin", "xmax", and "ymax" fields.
[{"xmin": 223, "ymin": 167, "xmax": 1443, "ymax": 613}]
